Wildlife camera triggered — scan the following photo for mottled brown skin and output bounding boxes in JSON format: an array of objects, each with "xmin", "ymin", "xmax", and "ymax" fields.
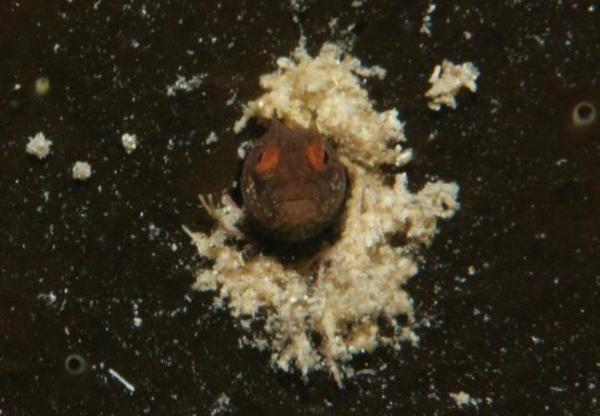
[{"xmin": 241, "ymin": 119, "xmax": 347, "ymax": 242}]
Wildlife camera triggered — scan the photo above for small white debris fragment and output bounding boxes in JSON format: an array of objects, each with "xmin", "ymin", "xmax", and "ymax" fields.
[
  {"xmin": 237, "ymin": 140, "xmax": 251, "ymax": 159},
  {"xmin": 132, "ymin": 302, "xmax": 142, "ymax": 327},
  {"xmin": 425, "ymin": 60, "xmax": 480, "ymax": 111},
  {"xmin": 35, "ymin": 77, "xmax": 50, "ymax": 96},
  {"xmin": 121, "ymin": 133, "xmax": 138, "ymax": 154},
  {"xmin": 37, "ymin": 291, "xmax": 57, "ymax": 305},
  {"xmin": 209, "ymin": 393, "xmax": 232, "ymax": 416},
  {"xmin": 166, "ymin": 73, "xmax": 207, "ymax": 96},
  {"xmin": 531, "ymin": 335, "xmax": 544, "ymax": 345},
  {"xmin": 449, "ymin": 391, "xmax": 478, "ymax": 408},
  {"xmin": 467, "ymin": 265, "xmax": 476, "ymax": 275},
  {"xmin": 420, "ymin": 3, "xmax": 437, "ymax": 37},
  {"xmin": 555, "ymin": 158, "xmax": 568, "ymax": 166},
  {"xmin": 14, "ymin": 83, "xmax": 21, "ymax": 91},
  {"xmin": 26, "ymin": 132, "xmax": 53, "ymax": 159},
  {"xmin": 108, "ymin": 368, "xmax": 136, "ymax": 394},
  {"xmin": 72, "ymin": 161, "xmax": 92, "ymax": 181},
  {"xmin": 226, "ymin": 89, "xmax": 238, "ymax": 106},
  {"xmin": 205, "ymin": 131, "xmax": 218, "ymax": 145}
]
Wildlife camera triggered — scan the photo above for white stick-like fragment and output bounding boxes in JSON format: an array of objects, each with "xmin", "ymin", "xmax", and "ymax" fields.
[{"xmin": 108, "ymin": 368, "xmax": 135, "ymax": 394}]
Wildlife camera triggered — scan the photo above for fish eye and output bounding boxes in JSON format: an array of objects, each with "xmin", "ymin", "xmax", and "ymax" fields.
[
  {"xmin": 306, "ymin": 142, "xmax": 328, "ymax": 173},
  {"xmin": 255, "ymin": 145, "xmax": 281, "ymax": 174}
]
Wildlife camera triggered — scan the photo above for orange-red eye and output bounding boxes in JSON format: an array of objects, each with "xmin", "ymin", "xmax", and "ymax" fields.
[
  {"xmin": 306, "ymin": 141, "xmax": 328, "ymax": 173},
  {"xmin": 256, "ymin": 145, "xmax": 281, "ymax": 174}
]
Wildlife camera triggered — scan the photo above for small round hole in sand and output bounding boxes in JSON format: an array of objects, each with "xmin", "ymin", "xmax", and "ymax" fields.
[
  {"xmin": 572, "ymin": 101, "xmax": 597, "ymax": 127},
  {"xmin": 65, "ymin": 354, "xmax": 87, "ymax": 375}
]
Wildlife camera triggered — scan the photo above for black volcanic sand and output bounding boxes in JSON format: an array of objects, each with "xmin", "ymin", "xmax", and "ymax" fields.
[{"xmin": 0, "ymin": 1, "xmax": 598, "ymax": 415}]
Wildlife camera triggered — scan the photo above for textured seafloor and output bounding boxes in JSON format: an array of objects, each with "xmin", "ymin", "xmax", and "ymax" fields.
[{"xmin": 0, "ymin": 1, "xmax": 598, "ymax": 415}]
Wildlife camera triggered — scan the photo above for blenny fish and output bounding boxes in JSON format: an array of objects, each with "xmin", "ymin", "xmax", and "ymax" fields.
[{"xmin": 241, "ymin": 119, "xmax": 347, "ymax": 242}]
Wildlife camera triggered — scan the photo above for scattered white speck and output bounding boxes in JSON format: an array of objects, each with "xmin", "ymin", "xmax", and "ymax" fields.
[
  {"xmin": 449, "ymin": 391, "xmax": 480, "ymax": 408},
  {"xmin": 419, "ymin": 3, "xmax": 437, "ymax": 37},
  {"xmin": 463, "ymin": 31, "xmax": 473, "ymax": 40},
  {"xmin": 237, "ymin": 140, "xmax": 252, "ymax": 159},
  {"xmin": 108, "ymin": 368, "xmax": 135, "ymax": 394},
  {"xmin": 132, "ymin": 301, "xmax": 142, "ymax": 328},
  {"xmin": 72, "ymin": 161, "xmax": 92, "ymax": 181},
  {"xmin": 205, "ymin": 131, "xmax": 218, "ymax": 145},
  {"xmin": 467, "ymin": 265, "xmax": 476, "ymax": 275},
  {"xmin": 328, "ymin": 17, "xmax": 339, "ymax": 32},
  {"xmin": 121, "ymin": 133, "xmax": 138, "ymax": 154},
  {"xmin": 38, "ymin": 291, "xmax": 57, "ymax": 305},
  {"xmin": 226, "ymin": 89, "xmax": 238, "ymax": 106},
  {"xmin": 166, "ymin": 73, "xmax": 207, "ymax": 96},
  {"xmin": 425, "ymin": 60, "xmax": 480, "ymax": 111},
  {"xmin": 531, "ymin": 335, "xmax": 544, "ymax": 345},
  {"xmin": 148, "ymin": 222, "xmax": 161, "ymax": 240},
  {"xmin": 532, "ymin": 34, "xmax": 545, "ymax": 47},
  {"xmin": 289, "ymin": 0, "xmax": 306, "ymax": 13},
  {"xmin": 555, "ymin": 158, "xmax": 568, "ymax": 166},
  {"xmin": 209, "ymin": 393, "xmax": 232, "ymax": 416},
  {"xmin": 26, "ymin": 132, "xmax": 53, "ymax": 159},
  {"xmin": 14, "ymin": 83, "xmax": 21, "ymax": 90}
]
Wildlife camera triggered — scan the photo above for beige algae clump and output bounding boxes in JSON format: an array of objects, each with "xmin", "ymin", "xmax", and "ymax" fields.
[{"xmin": 185, "ymin": 42, "xmax": 460, "ymax": 385}]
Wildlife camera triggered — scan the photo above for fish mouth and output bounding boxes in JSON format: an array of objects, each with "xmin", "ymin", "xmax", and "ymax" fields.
[{"xmin": 278, "ymin": 198, "xmax": 320, "ymax": 225}]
